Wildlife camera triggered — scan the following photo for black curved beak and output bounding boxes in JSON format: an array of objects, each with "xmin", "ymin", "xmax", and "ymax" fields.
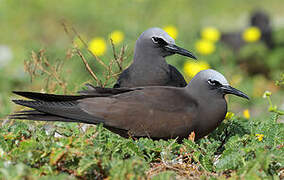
[
  {"xmin": 221, "ymin": 85, "xmax": 250, "ymax": 100},
  {"xmin": 164, "ymin": 44, "xmax": 197, "ymax": 60}
]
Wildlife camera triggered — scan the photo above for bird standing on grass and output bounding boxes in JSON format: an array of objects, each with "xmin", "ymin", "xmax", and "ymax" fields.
[
  {"xmin": 11, "ymin": 69, "xmax": 249, "ymax": 140},
  {"xmin": 114, "ymin": 27, "xmax": 197, "ymax": 88}
]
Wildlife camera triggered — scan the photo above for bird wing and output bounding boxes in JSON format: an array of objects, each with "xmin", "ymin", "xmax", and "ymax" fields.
[
  {"xmin": 78, "ymin": 83, "xmax": 141, "ymax": 96},
  {"xmin": 78, "ymin": 87, "xmax": 198, "ymax": 138},
  {"xmin": 167, "ymin": 65, "xmax": 187, "ymax": 87},
  {"xmin": 12, "ymin": 87, "xmax": 198, "ymax": 139},
  {"xmin": 11, "ymin": 88, "xmax": 139, "ymax": 124},
  {"xmin": 13, "ymin": 91, "xmax": 94, "ymax": 101},
  {"xmin": 11, "ymin": 99, "xmax": 105, "ymax": 124}
]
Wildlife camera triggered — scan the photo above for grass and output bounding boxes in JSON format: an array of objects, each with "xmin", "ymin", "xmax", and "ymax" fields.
[
  {"xmin": 0, "ymin": 0, "xmax": 284, "ymax": 179},
  {"xmin": 1, "ymin": 109, "xmax": 283, "ymax": 179}
]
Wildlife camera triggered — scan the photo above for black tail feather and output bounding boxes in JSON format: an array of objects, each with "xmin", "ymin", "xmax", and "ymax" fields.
[
  {"xmin": 12, "ymin": 91, "xmax": 93, "ymax": 102},
  {"xmin": 11, "ymin": 98, "xmax": 104, "ymax": 125},
  {"xmin": 13, "ymin": 87, "xmax": 139, "ymax": 101},
  {"xmin": 78, "ymin": 83, "xmax": 141, "ymax": 96},
  {"xmin": 9, "ymin": 110, "xmax": 80, "ymax": 123}
]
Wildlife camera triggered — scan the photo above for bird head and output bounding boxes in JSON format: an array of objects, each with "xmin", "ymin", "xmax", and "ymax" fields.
[
  {"xmin": 135, "ymin": 27, "xmax": 197, "ymax": 59},
  {"xmin": 250, "ymin": 11, "xmax": 270, "ymax": 31},
  {"xmin": 188, "ymin": 69, "xmax": 249, "ymax": 100}
]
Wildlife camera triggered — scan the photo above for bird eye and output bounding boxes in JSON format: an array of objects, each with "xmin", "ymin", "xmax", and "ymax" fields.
[
  {"xmin": 151, "ymin": 37, "xmax": 168, "ymax": 46},
  {"xmin": 208, "ymin": 79, "xmax": 220, "ymax": 86},
  {"xmin": 151, "ymin": 37, "xmax": 159, "ymax": 44}
]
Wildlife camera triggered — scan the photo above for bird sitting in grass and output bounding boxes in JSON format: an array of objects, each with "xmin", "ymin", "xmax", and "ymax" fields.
[{"xmin": 10, "ymin": 69, "xmax": 249, "ymax": 141}]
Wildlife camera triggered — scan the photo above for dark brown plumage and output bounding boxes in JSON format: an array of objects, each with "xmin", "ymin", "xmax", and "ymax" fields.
[
  {"xmin": 114, "ymin": 27, "xmax": 196, "ymax": 88},
  {"xmin": 10, "ymin": 69, "xmax": 249, "ymax": 140}
]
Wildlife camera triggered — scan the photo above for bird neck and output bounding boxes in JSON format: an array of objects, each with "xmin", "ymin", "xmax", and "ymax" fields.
[
  {"xmin": 133, "ymin": 51, "xmax": 169, "ymax": 69},
  {"xmin": 186, "ymin": 82, "xmax": 227, "ymax": 116},
  {"xmin": 129, "ymin": 53, "xmax": 170, "ymax": 86},
  {"xmin": 186, "ymin": 85, "xmax": 227, "ymax": 139}
]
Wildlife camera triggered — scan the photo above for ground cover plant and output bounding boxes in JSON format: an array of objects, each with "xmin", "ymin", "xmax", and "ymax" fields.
[
  {"xmin": 0, "ymin": 0, "xmax": 284, "ymax": 179},
  {"xmin": 0, "ymin": 94, "xmax": 283, "ymax": 179}
]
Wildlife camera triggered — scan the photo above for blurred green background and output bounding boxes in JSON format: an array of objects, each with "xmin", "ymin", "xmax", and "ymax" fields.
[{"xmin": 0, "ymin": 0, "xmax": 284, "ymax": 119}]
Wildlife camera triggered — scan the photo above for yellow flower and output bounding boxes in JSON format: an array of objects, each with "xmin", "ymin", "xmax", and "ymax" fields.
[
  {"xmin": 109, "ymin": 30, "xmax": 124, "ymax": 45},
  {"xmin": 225, "ymin": 112, "xmax": 235, "ymax": 120},
  {"xmin": 88, "ymin": 37, "xmax": 107, "ymax": 56},
  {"xmin": 255, "ymin": 134, "xmax": 264, "ymax": 141},
  {"xmin": 183, "ymin": 60, "xmax": 210, "ymax": 79},
  {"xmin": 201, "ymin": 27, "xmax": 220, "ymax": 42},
  {"xmin": 242, "ymin": 26, "xmax": 261, "ymax": 43},
  {"xmin": 163, "ymin": 25, "xmax": 178, "ymax": 40},
  {"xmin": 243, "ymin": 109, "xmax": 250, "ymax": 119},
  {"xmin": 195, "ymin": 39, "xmax": 216, "ymax": 55}
]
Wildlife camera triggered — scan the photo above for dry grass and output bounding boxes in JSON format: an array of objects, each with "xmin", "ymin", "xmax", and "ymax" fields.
[
  {"xmin": 146, "ymin": 147, "xmax": 219, "ymax": 179},
  {"xmin": 62, "ymin": 21, "xmax": 128, "ymax": 87},
  {"xmin": 23, "ymin": 21, "xmax": 129, "ymax": 95},
  {"xmin": 146, "ymin": 132, "xmax": 219, "ymax": 179},
  {"xmin": 146, "ymin": 157, "xmax": 212, "ymax": 179},
  {"xmin": 24, "ymin": 49, "xmax": 70, "ymax": 93}
]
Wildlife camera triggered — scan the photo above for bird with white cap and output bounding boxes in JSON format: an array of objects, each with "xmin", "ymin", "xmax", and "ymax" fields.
[
  {"xmin": 11, "ymin": 69, "xmax": 249, "ymax": 140},
  {"xmin": 114, "ymin": 27, "xmax": 197, "ymax": 88}
]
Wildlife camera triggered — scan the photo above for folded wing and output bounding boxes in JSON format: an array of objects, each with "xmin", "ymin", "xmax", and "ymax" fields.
[{"xmin": 11, "ymin": 86, "xmax": 198, "ymax": 139}]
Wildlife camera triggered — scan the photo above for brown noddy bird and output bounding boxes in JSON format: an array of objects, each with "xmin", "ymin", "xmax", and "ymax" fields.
[
  {"xmin": 10, "ymin": 69, "xmax": 249, "ymax": 140},
  {"xmin": 221, "ymin": 10, "xmax": 274, "ymax": 51},
  {"xmin": 114, "ymin": 27, "xmax": 197, "ymax": 88}
]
